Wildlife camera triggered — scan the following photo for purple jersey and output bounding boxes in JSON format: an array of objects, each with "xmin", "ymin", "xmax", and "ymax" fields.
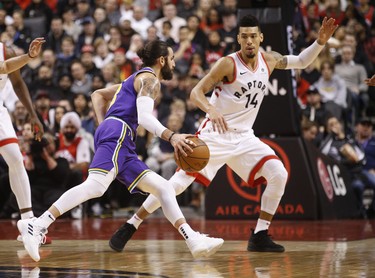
[
  {"xmin": 89, "ymin": 67, "xmax": 156, "ymax": 193},
  {"xmin": 104, "ymin": 67, "xmax": 155, "ymax": 136}
]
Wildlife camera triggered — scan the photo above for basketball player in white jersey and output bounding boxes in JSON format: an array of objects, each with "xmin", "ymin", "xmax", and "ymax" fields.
[
  {"xmin": 0, "ymin": 38, "xmax": 45, "ymax": 221},
  {"xmin": 109, "ymin": 15, "xmax": 338, "ymax": 252}
]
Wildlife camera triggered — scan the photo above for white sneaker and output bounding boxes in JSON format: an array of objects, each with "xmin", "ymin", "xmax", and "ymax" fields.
[
  {"xmin": 17, "ymin": 218, "xmax": 47, "ymax": 262},
  {"xmin": 186, "ymin": 233, "xmax": 224, "ymax": 259}
]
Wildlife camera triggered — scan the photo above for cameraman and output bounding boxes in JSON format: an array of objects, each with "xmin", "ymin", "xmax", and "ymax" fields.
[{"xmin": 24, "ymin": 132, "xmax": 71, "ymax": 216}]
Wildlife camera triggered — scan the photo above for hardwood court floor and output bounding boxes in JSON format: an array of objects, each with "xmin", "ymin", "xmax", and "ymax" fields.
[{"xmin": 1, "ymin": 217, "xmax": 375, "ymax": 277}]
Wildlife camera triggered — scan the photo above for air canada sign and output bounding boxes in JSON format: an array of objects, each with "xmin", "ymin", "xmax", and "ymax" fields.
[{"xmin": 205, "ymin": 138, "xmax": 317, "ymax": 220}]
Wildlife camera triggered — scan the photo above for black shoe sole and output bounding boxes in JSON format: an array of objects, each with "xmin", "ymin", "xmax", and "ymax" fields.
[
  {"xmin": 109, "ymin": 238, "xmax": 124, "ymax": 252},
  {"xmin": 247, "ymin": 246, "xmax": 285, "ymax": 252}
]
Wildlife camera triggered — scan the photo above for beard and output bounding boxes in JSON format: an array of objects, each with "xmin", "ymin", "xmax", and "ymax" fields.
[{"xmin": 161, "ymin": 63, "xmax": 173, "ymax": 80}]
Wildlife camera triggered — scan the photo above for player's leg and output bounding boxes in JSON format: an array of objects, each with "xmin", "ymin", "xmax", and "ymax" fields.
[
  {"xmin": 109, "ymin": 170, "xmax": 196, "ymax": 252},
  {"xmin": 228, "ymin": 136, "xmax": 287, "ymax": 252},
  {"xmin": 17, "ymin": 169, "xmax": 115, "ymax": 262},
  {"xmin": 109, "ymin": 139, "xmax": 226, "ymax": 252},
  {"xmin": 136, "ymin": 172, "xmax": 223, "ymax": 258},
  {"xmin": 0, "ymin": 142, "xmax": 33, "ymax": 219}
]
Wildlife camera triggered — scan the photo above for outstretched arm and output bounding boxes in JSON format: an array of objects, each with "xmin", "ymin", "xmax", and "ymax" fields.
[
  {"xmin": 135, "ymin": 73, "xmax": 194, "ymax": 157},
  {"xmin": 273, "ymin": 17, "xmax": 338, "ymax": 70},
  {"xmin": 0, "ymin": 38, "xmax": 45, "ymax": 74},
  {"xmin": 365, "ymin": 75, "xmax": 375, "ymax": 86}
]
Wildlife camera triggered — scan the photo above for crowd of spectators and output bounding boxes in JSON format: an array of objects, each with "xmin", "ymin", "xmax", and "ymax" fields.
[{"xmin": 0, "ymin": 0, "xmax": 374, "ymax": 219}]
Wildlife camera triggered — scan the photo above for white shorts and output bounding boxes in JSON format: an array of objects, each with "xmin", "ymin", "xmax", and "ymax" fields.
[
  {"xmin": 0, "ymin": 105, "xmax": 17, "ymax": 147},
  {"xmin": 185, "ymin": 121, "xmax": 279, "ymax": 186}
]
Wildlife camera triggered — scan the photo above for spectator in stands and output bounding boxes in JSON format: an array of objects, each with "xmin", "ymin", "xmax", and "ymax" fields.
[
  {"xmin": 301, "ymin": 118, "xmax": 319, "ymax": 146},
  {"xmin": 177, "ymin": 0, "xmax": 196, "ymax": 19},
  {"xmin": 75, "ymin": 0, "xmax": 93, "ymax": 22},
  {"xmin": 91, "ymin": 73, "xmax": 106, "ymax": 92},
  {"xmin": 146, "ymin": 113, "xmax": 183, "ymax": 179},
  {"xmin": 50, "ymin": 105, "xmax": 67, "ymax": 137},
  {"xmin": 93, "ymin": 6, "xmax": 111, "ymax": 35},
  {"xmin": 73, "ymin": 92, "xmax": 95, "ymax": 136},
  {"xmin": 104, "ymin": 0, "xmax": 122, "ymax": 26},
  {"xmin": 24, "ymin": 132, "xmax": 71, "ymax": 216},
  {"xmin": 154, "ymin": 2, "xmax": 186, "ymax": 43},
  {"xmin": 341, "ymin": 33, "xmax": 373, "ymax": 76},
  {"xmin": 187, "ymin": 15, "xmax": 208, "ymax": 51},
  {"xmin": 12, "ymin": 10, "xmax": 32, "ymax": 53},
  {"xmin": 201, "ymin": 7, "xmax": 223, "ymax": 36},
  {"xmin": 55, "ymin": 111, "xmax": 91, "ymax": 189},
  {"xmin": 125, "ymin": 33, "xmax": 144, "ymax": 70},
  {"xmin": 217, "ymin": 10, "xmax": 238, "ymax": 55},
  {"xmin": 119, "ymin": 18, "xmax": 137, "ymax": 50},
  {"xmin": 160, "ymin": 20, "xmax": 176, "ymax": 47},
  {"xmin": 174, "ymin": 25, "xmax": 204, "ymax": 76},
  {"xmin": 41, "ymin": 49, "xmax": 59, "ymax": 84},
  {"xmin": 93, "ymin": 37, "xmax": 114, "ymax": 70},
  {"xmin": 355, "ymin": 117, "xmax": 375, "ymax": 218},
  {"xmin": 62, "ymin": 7, "xmax": 81, "ymax": 42},
  {"xmin": 302, "ymin": 86, "xmax": 333, "ymax": 135},
  {"xmin": 45, "ymin": 16, "xmax": 66, "ymax": 54},
  {"xmin": 313, "ymin": 60, "xmax": 348, "ymax": 121},
  {"xmin": 80, "ymin": 44, "xmax": 101, "ymax": 78},
  {"xmin": 205, "ymin": 30, "xmax": 225, "ymax": 68},
  {"xmin": 24, "ymin": 0, "xmax": 53, "ymax": 35},
  {"xmin": 55, "ymin": 73, "xmax": 74, "ymax": 104},
  {"xmin": 113, "ymin": 48, "xmax": 136, "ymax": 80},
  {"xmin": 12, "ymin": 100, "xmax": 28, "ymax": 137},
  {"xmin": 76, "ymin": 17, "xmax": 103, "ymax": 56},
  {"xmin": 129, "ymin": 5, "xmax": 152, "ymax": 40},
  {"xmin": 335, "ymin": 44, "xmax": 369, "ymax": 121},
  {"xmin": 70, "ymin": 61, "xmax": 92, "ymax": 96},
  {"xmin": 320, "ymin": 116, "xmax": 367, "ymax": 218},
  {"xmin": 107, "ymin": 26, "xmax": 126, "ymax": 53},
  {"xmin": 101, "ymin": 62, "xmax": 120, "ymax": 87},
  {"xmin": 145, "ymin": 25, "xmax": 159, "ymax": 44},
  {"xmin": 33, "ymin": 90, "xmax": 52, "ymax": 133},
  {"xmin": 29, "ymin": 65, "xmax": 58, "ymax": 105},
  {"xmin": 55, "ymin": 36, "xmax": 78, "ymax": 75}
]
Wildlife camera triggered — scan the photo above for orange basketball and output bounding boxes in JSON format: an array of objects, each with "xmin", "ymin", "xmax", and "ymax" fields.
[{"xmin": 174, "ymin": 137, "xmax": 210, "ymax": 172}]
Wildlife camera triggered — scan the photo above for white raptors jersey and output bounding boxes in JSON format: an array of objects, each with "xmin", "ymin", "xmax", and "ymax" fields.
[
  {"xmin": 0, "ymin": 43, "xmax": 9, "ymax": 106},
  {"xmin": 208, "ymin": 51, "xmax": 269, "ymax": 132}
]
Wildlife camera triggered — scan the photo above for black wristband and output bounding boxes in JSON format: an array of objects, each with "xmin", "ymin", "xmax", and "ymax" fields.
[
  {"xmin": 168, "ymin": 132, "xmax": 175, "ymax": 142},
  {"xmin": 28, "ymin": 52, "xmax": 35, "ymax": 59}
]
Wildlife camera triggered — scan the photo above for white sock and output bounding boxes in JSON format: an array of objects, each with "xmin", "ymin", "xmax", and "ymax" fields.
[
  {"xmin": 20, "ymin": 211, "xmax": 34, "ymax": 220},
  {"xmin": 254, "ymin": 218, "xmax": 270, "ymax": 234},
  {"xmin": 127, "ymin": 214, "xmax": 143, "ymax": 229},
  {"xmin": 178, "ymin": 223, "xmax": 196, "ymax": 240},
  {"xmin": 34, "ymin": 211, "xmax": 56, "ymax": 229}
]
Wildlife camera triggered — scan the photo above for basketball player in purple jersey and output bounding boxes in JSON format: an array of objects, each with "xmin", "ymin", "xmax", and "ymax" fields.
[
  {"xmin": 17, "ymin": 40, "xmax": 224, "ymax": 262},
  {"xmin": 109, "ymin": 15, "xmax": 338, "ymax": 253}
]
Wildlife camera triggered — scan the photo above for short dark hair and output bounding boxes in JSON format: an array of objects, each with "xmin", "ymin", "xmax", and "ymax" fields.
[
  {"xmin": 137, "ymin": 40, "xmax": 169, "ymax": 68},
  {"xmin": 239, "ymin": 14, "xmax": 260, "ymax": 30}
]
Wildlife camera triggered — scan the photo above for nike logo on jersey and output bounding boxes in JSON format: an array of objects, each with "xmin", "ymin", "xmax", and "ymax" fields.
[{"xmin": 240, "ymin": 72, "xmax": 247, "ymax": 75}]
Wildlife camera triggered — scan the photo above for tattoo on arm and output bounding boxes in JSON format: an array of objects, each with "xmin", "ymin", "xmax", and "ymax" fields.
[
  {"xmin": 138, "ymin": 77, "xmax": 160, "ymax": 98},
  {"xmin": 270, "ymin": 51, "xmax": 288, "ymax": 69}
]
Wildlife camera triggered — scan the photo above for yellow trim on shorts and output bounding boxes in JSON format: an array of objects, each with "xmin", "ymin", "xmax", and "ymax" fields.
[
  {"xmin": 112, "ymin": 124, "xmax": 127, "ymax": 175},
  {"xmin": 129, "ymin": 169, "xmax": 152, "ymax": 192},
  {"xmin": 88, "ymin": 168, "xmax": 109, "ymax": 174}
]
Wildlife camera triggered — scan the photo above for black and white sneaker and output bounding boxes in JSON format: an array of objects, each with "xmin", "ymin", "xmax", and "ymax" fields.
[
  {"xmin": 247, "ymin": 229, "xmax": 285, "ymax": 252},
  {"xmin": 109, "ymin": 223, "xmax": 137, "ymax": 252}
]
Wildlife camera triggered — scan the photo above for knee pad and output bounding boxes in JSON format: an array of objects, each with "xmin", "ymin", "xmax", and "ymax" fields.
[
  {"xmin": 170, "ymin": 171, "xmax": 195, "ymax": 195},
  {"xmin": 87, "ymin": 169, "xmax": 115, "ymax": 197},
  {"xmin": 261, "ymin": 159, "xmax": 288, "ymax": 199}
]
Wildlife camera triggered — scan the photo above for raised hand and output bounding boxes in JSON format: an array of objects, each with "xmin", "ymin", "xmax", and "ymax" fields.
[
  {"xmin": 365, "ymin": 74, "xmax": 375, "ymax": 86},
  {"xmin": 28, "ymin": 37, "xmax": 46, "ymax": 58},
  {"xmin": 317, "ymin": 17, "xmax": 338, "ymax": 45}
]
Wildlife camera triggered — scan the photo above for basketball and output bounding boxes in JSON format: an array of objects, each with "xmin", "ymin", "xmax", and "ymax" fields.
[{"xmin": 174, "ymin": 137, "xmax": 210, "ymax": 172}]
